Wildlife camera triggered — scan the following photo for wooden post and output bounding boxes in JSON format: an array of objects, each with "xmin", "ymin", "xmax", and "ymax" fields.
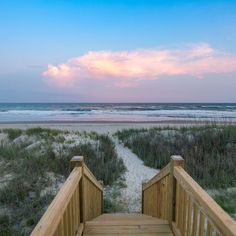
[
  {"xmin": 168, "ymin": 155, "xmax": 184, "ymax": 228},
  {"xmin": 70, "ymin": 156, "xmax": 85, "ymax": 226},
  {"xmin": 70, "ymin": 156, "xmax": 84, "ymax": 171}
]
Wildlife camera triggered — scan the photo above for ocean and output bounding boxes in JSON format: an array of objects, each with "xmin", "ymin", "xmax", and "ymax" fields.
[{"xmin": 0, "ymin": 103, "xmax": 236, "ymax": 122}]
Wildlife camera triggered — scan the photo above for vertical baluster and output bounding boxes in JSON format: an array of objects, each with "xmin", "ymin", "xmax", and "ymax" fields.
[
  {"xmin": 156, "ymin": 182, "xmax": 160, "ymax": 218},
  {"xmin": 165, "ymin": 176, "xmax": 169, "ymax": 219},
  {"xmin": 63, "ymin": 209, "xmax": 68, "ymax": 236},
  {"xmin": 215, "ymin": 230, "xmax": 221, "ymax": 236},
  {"xmin": 72, "ymin": 193, "xmax": 76, "ymax": 234},
  {"xmin": 182, "ymin": 191, "xmax": 188, "ymax": 236},
  {"xmin": 58, "ymin": 220, "xmax": 64, "ymax": 236},
  {"xmin": 53, "ymin": 228, "xmax": 58, "ymax": 236},
  {"xmin": 178, "ymin": 184, "xmax": 183, "ymax": 232},
  {"xmin": 199, "ymin": 211, "xmax": 205, "ymax": 236},
  {"xmin": 159, "ymin": 180, "xmax": 163, "ymax": 218},
  {"xmin": 207, "ymin": 220, "xmax": 213, "ymax": 236},
  {"xmin": 187, "ymin": 198, "xmax": 193, "ymax": 236},
  {"xmin": 75, "ymin": 190, "xmax": 78, "ymax": 233},
  {"xmin": 75, "ymin": 185, "xmax": 79, "ymax": 230},
  {"xmin": 175, "ymin": 182, "xmax": 180, "ymax": 225},
  {"xmin": 68, "ymin": 201, "xmax": 72, "ymax": 236},
  {"xmin": 57, "ymin": 221, "xmax": 63, "ymax": 236},
  {"xmin": 192, "ymin": 204, "xmax": 199, "ymax": 236},
  {"xmin": 161, "ymin": 178, "xmax": 165, "ymax": 219},
  {"xmin": 165, "ymin": 175, "xmax": 169, "ymax": 220}
]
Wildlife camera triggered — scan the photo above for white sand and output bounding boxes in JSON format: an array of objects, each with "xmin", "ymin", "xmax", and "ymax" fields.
[
  {"xmin": 0, "ymin": 122, "xmax": 196, "ymax": 134},
  {"xmin": 0, "ymin": 122, "xmax": 161, "ymax": 134},
  {"xmin": 113, "ymin": 137, "xmax": 158, "ymax": 212}
]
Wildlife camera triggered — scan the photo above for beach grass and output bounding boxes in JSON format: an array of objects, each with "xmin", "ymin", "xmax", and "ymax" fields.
[
  {"xmin": 116, "ymin": 125, "xmax": 236, "ymax": 188},
  {"xmin": 115, "ymin": 124, "xmax": 236, "ymax": 217},
  {"xmin": 0, "ymin": 128, "xmax": 125, "ymax": 235},
  {"xmin": 213, "ymin": 190, "xmax": 236, "ymax": 217}
]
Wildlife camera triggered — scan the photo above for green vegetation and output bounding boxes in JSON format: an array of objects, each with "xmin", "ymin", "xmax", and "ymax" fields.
[
  {"xmin": 213, "ymin": 190, "xmax": 236, "ymax": 216},
  {"xmin": 116, "ymin": 125, "xmax": 236, "ymax": 218},
  {"xmin": 0, "ymin": 214, "xmax": 11, "ymax": 236},
  {"xmin": 25, "ymin": 127, "xmax": 65, "ymax": 137},
  {"xmin": 70, "ymin": 135, "xmax": 126, "ymax": 186},
  {"xmin": 0, "ymin": 128, "xmax": 125, "ymax": 235},
  {"xmin": 104, "ymin": 196, "xmax": 124, "ymax": 213},
  {"xmin": 2, "ymin": 128, "xmax": 22, "ymax": 141},
  {"xmin": 104, "ymin": 176, "xmax": 127, "ymax": 213},
  {"xmin": 116, "ymin": 125, "xmax": 236, "ymax": 189}
]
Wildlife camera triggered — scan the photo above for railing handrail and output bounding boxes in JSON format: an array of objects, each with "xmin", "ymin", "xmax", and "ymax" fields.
[
  {"xmin": 31, "ymin": 156, "xmax": 103, "ymax": 236},
  {"xmin": 142, "ymin": 162, "xmax": 171, "ymax": 191},
  {"xmin": 30, "ymin": 167, "xmax": 82, "ymax": 236},
  {"xmin": 174, "ymin": 165, "xmax": 236, "ymax": 236},
  {"xmin": 84, "ymin": 164, "xmax": 103, "ymax": 191},
  {"xmin": 142, "ymin": 155, "xmax": 236, "ymax": 236}
]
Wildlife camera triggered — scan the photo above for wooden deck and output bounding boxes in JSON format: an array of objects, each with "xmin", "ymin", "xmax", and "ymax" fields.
[{"xmin": 83, "ymin": 214, "xmax": 173, "ymax": 236}]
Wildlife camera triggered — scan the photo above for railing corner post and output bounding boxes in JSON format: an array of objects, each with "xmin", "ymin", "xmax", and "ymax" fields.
[
  {"xmin": 168, "ymin": 155, "xmax": 184, "ymax": 227},
  {"xmin": 70, "ymin": 156, "xmax": 84, "ymax": 171},
  {"xmin": 70, "ymin": 155, "xmax": 85, "ymax": 227}
]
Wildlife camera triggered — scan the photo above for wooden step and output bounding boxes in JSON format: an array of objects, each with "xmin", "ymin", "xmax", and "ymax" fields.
[{"xmin": 83, "ymin": 214, "xmax": 173, "ymax": 236}]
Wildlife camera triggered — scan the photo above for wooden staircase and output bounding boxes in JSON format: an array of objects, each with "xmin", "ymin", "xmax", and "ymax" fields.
[
  {"xmin": 83, "ymin": 213, "xmax": 173, "ymax": 235},
  {"xmin": 31, "ymin": 156, "xmax": 236, "ymax": 236}
]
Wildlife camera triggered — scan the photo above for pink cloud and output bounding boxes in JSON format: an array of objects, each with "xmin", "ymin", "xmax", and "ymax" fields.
[{"xmin": 43, "ymin": 43, "xmax": 236, "ymax": 88}]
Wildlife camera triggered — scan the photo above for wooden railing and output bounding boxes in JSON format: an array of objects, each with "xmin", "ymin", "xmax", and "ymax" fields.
[
  {"xmin": 31, "ymin": 156, "xmax": 103, "ymax": 236},
  {"xmin": 142, "ymin": 156, "xmax": 236, "ymax": 236}
]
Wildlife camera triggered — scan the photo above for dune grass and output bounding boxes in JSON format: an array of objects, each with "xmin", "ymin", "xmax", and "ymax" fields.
[
  {"xmin": 2, "ymin": 128, "xmax": 22, "ymax": 141},
  {"xmin": 214, "ymin": 190, "xmax": 236, "ymax": 218},
  {"xmin": 116, "ymin": 125, "xmax": 236, "ymax": 218},
  {"xmin": 0, "ymin": 128, "xmax": 125, "ymax": 235},
  {"xmin": 116, "ymin": 125, "xmax": 236, "ymax": 189}
]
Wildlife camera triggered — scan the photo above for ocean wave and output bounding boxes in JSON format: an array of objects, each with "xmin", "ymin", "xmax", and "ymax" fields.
[{"xmin": 0, "ymin": 103, "xmax": 236, "ymax": 122}]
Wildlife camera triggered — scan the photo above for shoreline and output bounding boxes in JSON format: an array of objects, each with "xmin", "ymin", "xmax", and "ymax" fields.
[{"xmin": 0, "ymin": 120, "xmax": 235, "ymax": 134}]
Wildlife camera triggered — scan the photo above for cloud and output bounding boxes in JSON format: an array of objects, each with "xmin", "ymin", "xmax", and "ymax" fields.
[{"xmin": 43, "ymin": 43, "xmax": 236, "ymax": 88}]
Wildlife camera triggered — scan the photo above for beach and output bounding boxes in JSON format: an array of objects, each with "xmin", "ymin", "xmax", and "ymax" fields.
[
  {"xmin": 1, "ymin": 119, "xmax": 235, "ymax": 137},
  {"xmin": 0, "ymin": 121, "xmax": 189, "ymax": 134}
]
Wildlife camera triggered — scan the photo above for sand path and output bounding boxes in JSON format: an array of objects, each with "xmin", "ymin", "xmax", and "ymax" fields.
[{"xmin": 113, "ymin": 137, "xmax": 158, "ymax": 212}]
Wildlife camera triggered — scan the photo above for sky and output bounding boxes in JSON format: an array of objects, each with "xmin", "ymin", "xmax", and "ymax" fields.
[{"xmin": 0, "ymin": 0, "xmax": 236, "ymax": 102}]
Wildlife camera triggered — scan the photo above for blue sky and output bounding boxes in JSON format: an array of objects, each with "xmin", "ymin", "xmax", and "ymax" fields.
[{"xmin": 0, "ymin": 0, "xmax": 236, "ymax": 102}]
